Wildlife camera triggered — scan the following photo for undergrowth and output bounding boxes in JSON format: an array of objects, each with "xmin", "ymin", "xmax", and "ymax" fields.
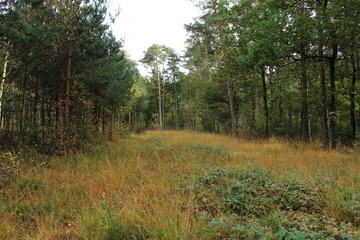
[
  {"xmin": 193, "ymin": 167, "xmax": 359, "ymax": 239},
  {"xmin": 0, "ymin": 130, "xmax": 359, "ymax": 239}
]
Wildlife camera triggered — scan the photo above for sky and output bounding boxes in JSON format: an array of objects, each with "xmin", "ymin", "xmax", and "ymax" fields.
[{"xmin": 109, "ymin": 0, "xmax": 201, "ymax": 75}]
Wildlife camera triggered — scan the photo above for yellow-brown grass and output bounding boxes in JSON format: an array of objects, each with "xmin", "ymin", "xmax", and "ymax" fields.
[{"xmin": 0, "ymin": 130, "xmax": 359, "ymax": 239}]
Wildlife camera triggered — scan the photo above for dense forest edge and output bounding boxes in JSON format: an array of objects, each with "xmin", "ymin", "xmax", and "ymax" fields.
[{"xmin": 1, "ymin": 0, "xmax": 359, "ymax": 155}]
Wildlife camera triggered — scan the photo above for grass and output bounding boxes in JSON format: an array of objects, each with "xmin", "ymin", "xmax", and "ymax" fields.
[{"xmin": 0, "ymin": 130, "xmax": 359, "ymax": 239}]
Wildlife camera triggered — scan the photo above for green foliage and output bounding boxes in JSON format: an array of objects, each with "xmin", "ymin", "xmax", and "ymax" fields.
[
  {"xmin": 342, "ymin": 189, "xmax": 360, "ymax": 225},
  {"xmin": 1, "ymin": 0, "xmax": 137, "ymax": 153},
  {"xmin": 0, "ymin": 152, "xmax": 24, "ymax": 189},
  {"xmin": 181, "ymin": 0, "xmax": 360, "ymax": 144},
  {"xmin": 193, "ymin": 167, "xmax": 359, "ymax": 239},
  {"xmin": 101, "ymin": 203, "xmax": 141, "ymax": 240},
  {"xmin": 17, "ymin": 177, "xmax": 42, "ymax": 190}
]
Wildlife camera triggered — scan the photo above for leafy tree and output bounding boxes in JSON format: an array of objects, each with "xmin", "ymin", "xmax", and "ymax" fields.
[
  {"xmin": 181, "ymin": 0, "xmax": 359, "ymax": 146},
  {"xmin": 0, "ymin": 0, "xmax": 137, "ymax": 152}
]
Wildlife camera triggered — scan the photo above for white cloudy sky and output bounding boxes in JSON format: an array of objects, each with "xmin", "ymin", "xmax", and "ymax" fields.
[{"xmin": 109, "ymin": 0, "xmax": 201, "ymax": 74}]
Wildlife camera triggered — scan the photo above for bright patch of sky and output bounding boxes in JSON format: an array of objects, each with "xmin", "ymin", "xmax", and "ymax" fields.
[{"xmin": 109, "ymin": 0, "xmax": 201, "ymax": 75}]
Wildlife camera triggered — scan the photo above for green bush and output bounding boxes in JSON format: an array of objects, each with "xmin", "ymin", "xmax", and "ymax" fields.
[
  {"xmin": 0, "ymin": 152, "xmax": 24, "ymax": 189},
  {"xmin": 342, "ymin": 189, "xmax": 360, "ymax": 226},
  {"xmin": 193, "ymin": 167, "xmax": 360, "ymax": 239}
]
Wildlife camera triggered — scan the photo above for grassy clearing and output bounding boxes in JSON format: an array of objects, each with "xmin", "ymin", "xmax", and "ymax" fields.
[{"xmin": 1, "ymin": 130, "xmax": 359, "ymax": 239}]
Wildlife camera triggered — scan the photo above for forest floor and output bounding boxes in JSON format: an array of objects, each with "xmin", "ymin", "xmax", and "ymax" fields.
[{"xmin": 1, "ymin": 130, "xmax": 360, "ymax": 239}]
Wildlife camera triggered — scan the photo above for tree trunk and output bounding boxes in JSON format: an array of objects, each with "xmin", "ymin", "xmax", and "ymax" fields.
[
  {"xmin": 300, "ymin": 58, "xmax": 310, "ymax": 143},
  {"xmin": 329, "ymin": 43, "xmax": 338, "ymax": 148},
  {"xmin": 288, "ymin": 106, "xmax": 293, "ymax": 137},
  {"xmin": 95, "ymin": 103, "xmax": 101, "ymax": 135},
  {"xmin": 350, "ymin": 55, "xmax": 357, "ymax": 142},
  {"xmin": 319, "ymin": 51, "xmax": 330, "ymax": 148},
  {"xmin": 128, "ymin": 110, "xmax": 131, "ymax": 130},
  {"xmin": 251, "ymin": 93, "xmax": 256, "ymax": 130},
  {"xmin": 33, "ymin": 77, "xmax": 39, "ymax": 141},
  {"xmin": 316, "ymin": 0, "xmax": 330, "ymax": 148},
  {"xmin": 41, "ymin": 89, "xmax": 45, "ymax": 139},
  {"xmin": 173, "ymin": 74, "xmax": 179, "ymax": 129},
  {"xmin": 255, "ymin": 89, "xmax": 260, "ymax": 127},
  {"xmin": 261, "ymin": 67, "xmax": 270, "ymax": 137},
  {"xmin": 195, "ymin": 87, "xmax": 199, "ymax": 132},
  {"xmin": 19, "ymin": 63, "xmax": 27, "ymax": 137},
  {"xmin": 0, "ymin": 41, "xmax": 10, "ymax": 129},
  {"xmin": 156, "ymin": 61, "xmax": 163, "ymax": 130},
  {"xmin": 133, "ymin": 110, "xmax": 136, "ymax": 133},
  {"xmin": 102, "ymin": 107, "xmax": 105, "ymax": 135},
  {"xmin": 64, "ymin": 45, "xmax": 72, "ymax": 127},
  {"xmin": 226, "ymin": 79, "xmax": 237, "ymax": 136},
  {"xmin": 279, "ymin": 98, "xmax": 284, "ymax": 122},
  {"xmin": 162, "ymin": 72, "xmax": 165, "ymax": 128},
  {"xmin": 56, "ymin": 67, "xmax": 64, "ymax": 129},
  {"xmin": 110, "ymin": 105, "xmax": 115, "ymax": 137},
  {"xmin": 47, "ymin": 101, "xmax": 52, "ymax": 131}
]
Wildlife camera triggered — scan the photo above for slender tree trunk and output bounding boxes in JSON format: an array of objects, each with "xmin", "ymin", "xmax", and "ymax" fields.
[
  {"xmin": 133, "ymin": 110, "xmax": 136, "ymax": 133},
  {"xmin": 251, "ymin": 93, "xmax": 256, "ymax": 130},
  {"xmin": 300, "ymin": 58, "xmax": 310, "ymax": 143},
  {"xmin": 56, "ymin": 67, "xmax": 64, "ymax": 129},
  {"xmin": 194, "ymin": 86, "xmax": 199, "ymax": 131},
  {"xmin": 64, "ymin": 45, "xmax": 72, "ymax": 127},
  {"xmin": 19, "ymin": 63, "xmax": 27, "ymax": 137},
  {"xmin": 33, "ymin": 77, "xmax": 39, "ymax": 141},
  {"xmin": 288, "ymin": 106, "xmax": 293, "ymax": 137},
  {"xmin": 47, "ymin": 102, "xmax": 52, "ymax": 131},
  {"xmin": 319, "ymin": 51, "xmax": 330, "ymax": 148},
  {"xmin": 110, "ymin": 105, "xmax": 114, "ymax": 137},
  {"xmin": 261, "ymin": 67, "xmax": 270, "ymax": 137},
  {"xmin": 95, "ymin": 103, "xmax": 101, "ymax": 135},
  {"xmin": 0, "ymin": 42, "xmax": 10, "ymax": 129},
  {"xmin": 255, "ymin": 89, "xmax": 260, "ymax": 125},
  {"xmin": 316, "ymin": 1, "xmax": 330, "ymax": 148},
  {"xmin": 102, "ymin": 107, "xmax": 105, "ymax": 135},
  {"xmin": 173, "ymin": 74, "xmax": 179, "ymax": 129},
  {"xmin": 350, "ymin": 55, "xmax": 357, "ymax": 142},
  {"xmin": 279, "ymin": 98, "xmax": 284, "ymax": 121},
  {"xmin": 226, "ymin": 79, "xmax": 237, "ymax": 136},
  {"xmin": 156, "ymin": 61, "xmax": 163, "ymax": 130},
  {"xmin": 329, "ymin": 43, "xmax": 338, "ymax": 148},
  {"xmin": 41, "ymin": 89, "xmax": 45, "ymax": 139},
  {"xmin": 162, "ymin": 72, "xmax": 165, "ymax": 128},
  {"xmin": 128, "ymin": 110, "xmax": 131, "ymax": 130}
]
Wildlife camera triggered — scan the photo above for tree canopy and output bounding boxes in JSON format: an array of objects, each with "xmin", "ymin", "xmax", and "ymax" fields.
[{"xmin": 1, "ymin": 0, "xmax": 359, "ymax": 151}]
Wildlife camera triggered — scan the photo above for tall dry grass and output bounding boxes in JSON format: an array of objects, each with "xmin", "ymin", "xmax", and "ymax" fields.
[{"xmin": 0, "ymin": 130, "xmax": 359, "ymax": 239}]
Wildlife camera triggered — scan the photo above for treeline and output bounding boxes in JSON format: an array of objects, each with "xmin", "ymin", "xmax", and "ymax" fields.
[
  {"xmin": 2, "ymin": 0, "xmax": 358, "ymax": 152},
  {"xmin": 1, "ymin": 0, "xmax": 139, "ymax": 153},
  {"xmin": 138, "ymin": 0, "xmax": 359, "ymax": 148}
]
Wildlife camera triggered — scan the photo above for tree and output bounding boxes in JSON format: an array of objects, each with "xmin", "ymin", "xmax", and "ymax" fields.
[
  {"xmin": 0, "ymin": 0, "xmax": 137, "ymax": 152},
  {"xmin": 181, "ymin": 0, "xmax": 359, "ymax": 146},
  {"xmin": 141, "ymin": 44, "xmax": 166, "ymax": 130}
]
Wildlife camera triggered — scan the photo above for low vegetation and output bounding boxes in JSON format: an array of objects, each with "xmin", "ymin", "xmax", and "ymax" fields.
[{"xmin": 1, "ymin": 131, "xmax": 359, "ymax": 239}]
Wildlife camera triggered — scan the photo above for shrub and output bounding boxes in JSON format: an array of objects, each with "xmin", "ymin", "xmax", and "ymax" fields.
[
  {"xmin": 342, "ymin": 188, "xmax": 360, "ymax": 226},
  {"xmin": 193, "ymin": 167, "xmax": 359, "ymax": 239},
  {"xmin": 0, "ymin": 152, "xmax": 24, "ymax": 189}
]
